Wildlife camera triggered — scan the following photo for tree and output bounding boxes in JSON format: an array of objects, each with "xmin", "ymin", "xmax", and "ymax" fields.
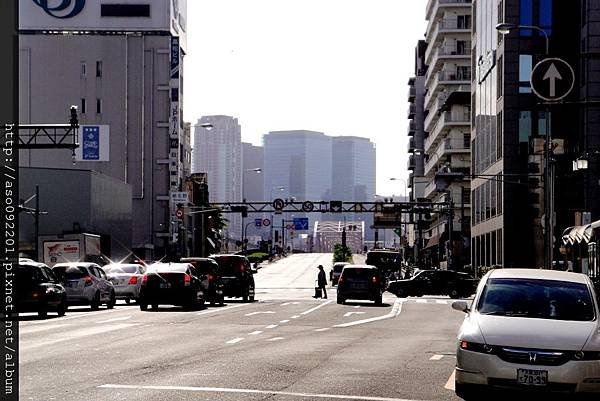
[{"xmin": 333, "ymin": 243, "xmax": 352, "ymax": 263}]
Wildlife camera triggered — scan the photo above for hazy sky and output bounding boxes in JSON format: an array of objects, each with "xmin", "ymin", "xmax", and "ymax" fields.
[{"xmin": 183, "ymin": 1, "xmax": 427, "ymax": 196}]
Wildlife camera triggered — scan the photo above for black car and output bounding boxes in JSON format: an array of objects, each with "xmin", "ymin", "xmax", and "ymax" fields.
[
  {"xmin": 17, "ymin": 259, "xmax": 67, "ymax": 318},
  {"xmin": 387, "ymin": 269, "xmax": 477, "ymax": 299},
  {"xmin": 365, "ymin": 250, "xmax": 402, "ymax": 282},
  {"xmin": 139, "ymin": 262, "xmax": 207, "ymax": 311},
  {"xmin": 210, "ymin": 254, "xmax": 256, "ymax": 302},
  {"xmin": 181, "ymin": 257, "xmax": 224, "ymax": 305},
  {"xmin": 336, "ymin": 264, "xmax": 385, "ymax": 305}
]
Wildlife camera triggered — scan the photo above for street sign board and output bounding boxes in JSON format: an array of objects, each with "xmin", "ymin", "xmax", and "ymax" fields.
[
  {"xmin": 293, "ymin": 217, "xmax": 309, "ymax": 231},
  {"xmin": 302, "ymin": 201, "xmax": 314, "ymax": 212},
  {"xmin": 170, "ymin": 192, "xmax": 188, "ymax": 204},
  {"xmin": 329, "ymin": 200, "xmax": 343, "ymax": 213},
  {"xmin": 176, "ymin": 209, "xmax": 184, "ymax": 219},
  {"xmin": 374, "ymin": 203, "xmax": 404, "ymax": 228},
  {"xmin": 255, "ymin": 218, "xmax": 262, "ymax": 227},
  {"xmin": 272, "ymin": 198, "xmax": 285, "ymax": 211},
  {"xmin": 262, "ymin": 218, "xmax": 271, "ymax": 227},
  {"xmin": 530, "ymin": 58, "xmax": 575, "ymax": 102}
]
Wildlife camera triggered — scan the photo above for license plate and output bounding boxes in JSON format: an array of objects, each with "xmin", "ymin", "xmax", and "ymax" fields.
[
  {"xmin": 68, "ymin": 281, "xmax": 79, "ymax": 288},
  {"xmin": 160, "ymin": 283, "xmax": 171, "ymax": 289},
  {"xmin": 517, "ymin": 369, "xmax": 548, "ymax": 386}
]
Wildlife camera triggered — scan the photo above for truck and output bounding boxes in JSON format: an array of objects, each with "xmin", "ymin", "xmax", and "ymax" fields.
[{"xmin": 38, "ymin": 233, "xmax": 108, "ymax": 267}]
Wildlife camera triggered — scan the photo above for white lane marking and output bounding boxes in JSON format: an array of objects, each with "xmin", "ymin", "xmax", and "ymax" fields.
[
  {"xmin": 196, "ymin": 303, "xmax": 249, "ymax": 316},
  {"xmin": 279, "ymin": 319, "xmax": 290, "ymax": 323},
  {"xmin": 248, "ymin": 331, "xmax": 263, "ymax": 336},
  {"xmin": 300, "ymin": 300, "xmax": 333, "ymax": 315},
  {"xmin": 429, "ymin": 354, "xmax": 444, "ymax": 361},
  {"xmin": 245, "ymin": 311, "xmax": 275, "ymax": 317},
  {"xmin": 416, "ymin": 299, "xmax": 428, "ymax": 304},
  {"xmin": 265, "ymin": 324, "xmax": 278, "ymax": 329},
  {"xmin": 445, "ymin": 370, "xmax": 456, "ymax": 390},
  {"xmin": 354, "ymin": 305, "xmax": 361, "ymax": 309},
  {"xmin": 226, "ymin": 338, "xmax": 244, "ymax": 344},
  {"xmin": 436, "ymin": 300, "xmax": 448, "ymax": 305},
  {"xmin": 343, "ymin": 311, "xmax": 366, "ymax": 318},
  {"xmin": 281, "ymin": 302, "xmax": 300, "ymax": 306},
  {"xmin": 291, "ymin": 315, "xmax": 300, "ymax": 319},
  {"xmin": 22, "ymin": 308, "xmax": 122, "ymax": 325},
  {"xmin": 20, "ymin": 324, "xmax": 72, "ymax": 335},
  {"xmin": 21, "ymin": 323, "xmax": 139, "ymax": 351},
  {"xmin": 96, "ymin": 316, "xmax": 131, "ymax": 324},
  {"xmin": 334, "ymin": 299, "xmax": 403, "ymax": 328},
  {"xmin": 98, "ymin": 384, "xmax": 426, "ymax": 401},
  {"xmin": 267, "ymin": 337, "xmax": 284, "ymax": 342},
  {"xmin": 314, "ymin": 328, "xmax": 330, "ymax": 332}
]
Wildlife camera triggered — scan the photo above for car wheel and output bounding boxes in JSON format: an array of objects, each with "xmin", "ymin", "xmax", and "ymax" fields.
[
  {"xmin": 107, "ymin": 291, "xmax": 116, "ymax": 309},
  {"xmin": 242, "ymin": 289, "xmax": 249, "ymax": 302},
  {"xmin": 455, "ymin": 381, "xmax": 479, "ymax": 400},
  {"xmin": 449, "ymin": 288, "xmax": 460, "ymax": 299},
  {"xmin": 249, "ymin": 287, "xmax": 255, "ymax": 302},
  {"xmin": 56, "ymin": 301, "xmax": 67, "ymax": 317},
  {"xmin": 152, "ymin": 304, "xmax": 159, "ymax": 311},
  {"xmin": 337, "ymin": 296, "xmax": 345, "ymax": 305},
  {"xmin": 91, "ymin": 292, "xmax": 101, "ymax": 310},
  {"xmin": 394, "ymin": 288, "xmax": 406, "ymax": 298},
  {"xmin": 125, "ymin": 298, "xmax": 131, "ymax": 304},
  {"xmin": 139, "ymin": 302, "xmax": 148, "ymax": 311},
  {"xmin": 375, "ymin": 295, "xmax": 383, "ymax": 306},
  {"xmin": 37, "ymin": 306, "xmax": 47, "ymax": 319}
]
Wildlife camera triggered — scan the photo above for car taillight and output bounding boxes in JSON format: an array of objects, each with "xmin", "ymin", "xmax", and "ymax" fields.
[
  {"xmin": 184, "ymin": 273, "xmax": 191, "ymax": 286},
  {"xmin": 338, "ymin": 277, "xmax": 344, "ymax": 284},
  {"xmin": 128, "ymin": 276, "xmax": 138, "ymax": 285},
  {"xmin": 208, "ymin": 274, "xmax": 215, "ymax": 282},
  {"xmin": 371, "ymin": 276, "xmax": 378, "ymax": 284},
  {"xmin": 141, "ymin": 274, "xmax": 148, "ymax": 285},
  {"xmin": 240, "ymin": 264, "xmax": 245, "ymax": 273},
  {"xmin": 84, "ymin": 276, "xmax": 93, "ymax": 286},
  {"xmin": 32, "ymin": 291, "xmax": 39, "ymax": 298}
]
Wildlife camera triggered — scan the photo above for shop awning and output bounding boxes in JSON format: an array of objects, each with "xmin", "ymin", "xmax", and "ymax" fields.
[
  {"xmin": 423, "ymin": 234, "xmax": 440, "ymax": 249},
  {"xmin": 562, "ymin": 219, "xmax": 600, "ymax": 245}
]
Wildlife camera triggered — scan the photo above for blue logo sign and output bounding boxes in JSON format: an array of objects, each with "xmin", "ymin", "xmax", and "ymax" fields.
[
  {"xmin": 255, "ymin": 219, "xmax": 262, "ymax": 228},
  {"xmin": 293, "ymin": 218, "xmax": 309, "ymax": 231},
  {"xmin": 33, "ymin": 0, "xmax": 86, "ymax": 19},
  {"xmin": 82, "ymin": 126, "xmax": 100, "ymax": 160}
]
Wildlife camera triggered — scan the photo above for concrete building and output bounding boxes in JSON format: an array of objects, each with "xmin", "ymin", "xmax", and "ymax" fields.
[
  {"xmin": 19, "ymin": 0, "xmax": 188, "ymax": 260},
  {"xmin": 242, "ymin": 142, "xmax": 265, "ymax": 239},
  {"xmin": 193, "ymin": 115, "xmax": 243, "ymax": 240},
  {"xmin": 421, "ymin": 0, "xmax": 472, "ymax": 269}
]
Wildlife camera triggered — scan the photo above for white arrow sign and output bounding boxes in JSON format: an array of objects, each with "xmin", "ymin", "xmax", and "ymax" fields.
[
  {"xmin": 343, "ymin": 311, "xmax": 366, "ymax": 317},
  {"xmin": 543, "ymin": 63, "xmax": 562, "ymax": 98},
  {"xmin": 245, "ymin": 311, "xmax": 275, "ymax": 317}
]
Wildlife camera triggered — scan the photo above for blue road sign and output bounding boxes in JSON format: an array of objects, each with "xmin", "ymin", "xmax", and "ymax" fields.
[
  {"xmin": 293, "ymin": 217, "xmax": 309, "ymax": 231},
  {"xmin": 255, "ymin": 218, "xmax": 263, "ymax": 227}
]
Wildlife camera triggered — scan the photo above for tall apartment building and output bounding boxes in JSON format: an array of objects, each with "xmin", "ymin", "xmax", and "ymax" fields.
[
  {"xmin": 193, "ymin": 115, "xmax": 242, "ymax": 240},
  {"xmin": 421, "ymin": 0, "xmax": 472, "ymax": 269},
  {"xmin": 19, "ymin": 0, "xmax": 188, "ymax": 260}
]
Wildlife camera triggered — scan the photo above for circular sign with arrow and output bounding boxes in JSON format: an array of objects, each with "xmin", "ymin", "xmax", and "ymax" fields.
[
  {"xmin": 530, "ymin": 58, "xmax": 575, "ymax": 102},
  {"xmin": 272, "ymin": 198, "xmax": 285, "ymax": 211},
  {"xmin": 301, "ymin": 201, "xmax": 314, "ymax": 213}
]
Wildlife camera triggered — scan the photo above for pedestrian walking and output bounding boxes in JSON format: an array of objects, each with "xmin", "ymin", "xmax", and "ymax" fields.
[{"xmin": 316, "ymin": 265, "xmax": 328, "ymax": 299}]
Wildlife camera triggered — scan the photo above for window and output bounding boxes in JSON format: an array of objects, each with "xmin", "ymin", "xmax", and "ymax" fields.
[
  {"xmin": 80, "ymin": 62, "xmax": 87, "ymax": 78},
  {"xmin": 81, "ymin": 98, "xmax": 86, "ymax": 114},
  {"xmin": 498, "ymin": 1, "xmax": 504, "ymax": 44},
  {"xmin": 497, "ymin": 56, "xmax": 503, "ymax": 98},
  {"xmin": 539, "ymin": 0, "xmax": 553, "ymax": 36},
  {"xmin": 520, "ymin": 0, "xmax": 534, "ymax": 36},
  {"xmin": 96, "ymin": 98, "xmax": 102, "ymax": 114},
  {"xmin": 457, "ymin": 66, "xmax": 470, "ymax": 80},
  {"xmin": 538, "ymin": 111, "xmax": 548, "ymax": 136},
  {"xmin": 497, "ymin": 173, "xmax": 503, "ymax": 214},
  {"xmin": 497, "ymin": 111, "xmax": 503, "ymax": 158},
  {"xmin": 519, "ymin": 55, "xmax": 533, "ymax": 93},
  {"xmin": 96, "ymin": 61, "xmax": 102, "ymax": 77},
  {"xmin": 519, "ymin": 111, "xmax": 532, "ymax": 143}
]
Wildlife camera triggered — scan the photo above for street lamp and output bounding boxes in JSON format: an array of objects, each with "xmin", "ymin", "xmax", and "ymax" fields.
[
  {"xmin": 269, "ymin": 186, "xmax": 285, "ymax": 255},
  {"xmin": 496, "ymin": 22, "xmax": 554, "ymax": 269}
]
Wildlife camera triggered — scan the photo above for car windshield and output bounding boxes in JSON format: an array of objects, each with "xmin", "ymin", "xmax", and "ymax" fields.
[
  {"xmin": 107, "ymin": 265, "xmax": 141, "ymax": 274},
  {"xmin": 333, "ymin": 264, "xmax": 346, "ymax": 272},
  {"xmin": 53, "ymin": 266, "xmax": 88, "ymax": 280},
  {"xmin": 477, "ymin": 278, "xmax": 595, "ymax": 321},
  {"xmin": 342, "ymin": 268, "xmax": 375, "ymax": 279}
]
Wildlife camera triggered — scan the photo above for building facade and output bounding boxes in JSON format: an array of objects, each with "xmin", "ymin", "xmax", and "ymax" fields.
[
  {"xmin": 19, "ymin": 0, "xmax": 188, "ymax": 260},
  {"xmin": 242, "ymin": 142, "xmax": 265, "ymax": 239},
  {"xmin": 421, "ymin": 0, "xmax": 472, "ymax": 269}
]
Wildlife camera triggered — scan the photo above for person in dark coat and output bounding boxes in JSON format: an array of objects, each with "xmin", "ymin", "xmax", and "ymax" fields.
[{"xmin": 317, "ymin": 265, "xmax": 328, "ymax": 299}]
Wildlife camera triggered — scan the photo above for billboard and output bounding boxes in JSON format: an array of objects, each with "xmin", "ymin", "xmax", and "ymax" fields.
[
  {"xmin": 43, "ymin": 240, "xmax": 81, "ymax": 265},
  {"xmin": 75, "ymin": 125, "xmax": 110, "ymax": 161}
]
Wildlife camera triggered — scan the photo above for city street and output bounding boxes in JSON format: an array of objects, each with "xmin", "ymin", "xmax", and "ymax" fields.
[{"xmin": 20, "ymin": 254, "xmax": 464, "ymax": 401}]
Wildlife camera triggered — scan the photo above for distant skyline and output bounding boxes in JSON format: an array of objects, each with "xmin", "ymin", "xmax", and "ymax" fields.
[{"xmin": 183, "ymin": 1, "xmax": 427, "ymax": 197}]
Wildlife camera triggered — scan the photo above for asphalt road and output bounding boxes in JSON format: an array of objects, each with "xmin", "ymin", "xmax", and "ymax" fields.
[{"xmin": 20, "ymin": 253, "xmax": 465, "ymax": 401}]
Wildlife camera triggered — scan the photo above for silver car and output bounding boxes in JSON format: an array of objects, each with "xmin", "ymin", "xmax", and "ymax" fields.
[
  {"xmin": 330, "ymin": 262, "xmax": 349, "ymax": 286},
  {"xmin": 52, "ymin": 262, "xmax": 116, "ymax": 310},
  {"xmin": 452, "ymin": 269, "xmax": 600, "ymax": 399},
  {"xmin": 104, "ymin": 263, "xmax": 146, "ymax": 304}
]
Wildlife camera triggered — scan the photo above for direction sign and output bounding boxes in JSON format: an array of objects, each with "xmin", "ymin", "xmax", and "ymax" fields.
[
  {"xmin": 329, "ymin": 200, "xmax": 343, "ymax": 213},
  {"xmin": 293, "ymin": 217, "xmax": 309, "ymax": 231},
  {"xmin": 530, "ymin": 58, "xmax": 575, "ymax": 102},
  {"xmin": 302, "ymin": 201, "xmax": 314, "ymax": 213},
  {"xmin": 170, "ymin": 191, "xmax": 188, "ymax": 204},
  {"xmin": 272, "ymin": 198, "xmax": 285, "ymax": 211},
  {"xmin": 262, "ymin": 218, "xmax": 271, "ymax": 227},
  {"xmin": 255, "ymin": 218, "xmax": 262, "ymax": 228}
]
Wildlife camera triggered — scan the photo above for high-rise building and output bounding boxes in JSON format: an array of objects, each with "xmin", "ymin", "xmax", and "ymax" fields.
[
  {"xmin": 18, "ymin": 0, "xmax": 188, "ymax": 260},
  {"xmin": 193, "ymin": 115, "xmax": 242, "ymax": 240},
  {"xmin": 421, "ymin": 0, "xmax": 472, "ymax": 269},
  {"xmin": 242, "ymin": 142, "xmax": 264, "ymax": 239}
]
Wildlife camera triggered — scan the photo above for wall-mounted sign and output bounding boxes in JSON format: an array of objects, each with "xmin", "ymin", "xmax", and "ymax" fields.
[{"xmin": 75, "ymin": 125, "xmax": 109, "ymax": 161}]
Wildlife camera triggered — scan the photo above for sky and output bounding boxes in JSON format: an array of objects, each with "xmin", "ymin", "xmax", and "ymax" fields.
[{"xmin": 183, "ymin": 0, "xmax": 427, "ymax": 197}]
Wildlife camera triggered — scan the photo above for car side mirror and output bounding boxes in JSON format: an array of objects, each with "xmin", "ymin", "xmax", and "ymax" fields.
[{"xmin": 451, "ymin": 300, "xmax": 470, "ymax": 313}]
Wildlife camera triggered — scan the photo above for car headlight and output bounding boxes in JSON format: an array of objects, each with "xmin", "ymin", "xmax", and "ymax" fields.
[{"xmin": 459, "ymin": 340, "xmax": 496, "ymax": 354}]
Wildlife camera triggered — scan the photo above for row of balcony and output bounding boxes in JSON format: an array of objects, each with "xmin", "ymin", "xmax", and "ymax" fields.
[
  {"xmin": 426, "ymin": 0, "xmax": 472, "ymax": 24},
  {"xmin": 407, "ymin": 103, "xmax": 416, "ymax": 119},
  {"xmin": 408, "ymin": 119, "xmax": 416, "ymax": 137},
  {"xmin": 424, "ymin": 71, "xmax": 471, "ymax": 110},
  {"xmin": 424, "ymin": 110, "xmax": 470, "ymax": 153},
  {"xmin": 425, "ymin": 17, "xmax": 472, "ymax": 44},
  {"xmin": 425, "ymin": 42, "xmax": 471, "ymax": 83},
  {"xmin": 408, "ymin": 85, "xmax": 416, "ymax": 102},
  {"xmin": 424, "ymin": 173, "xmax": 471, "ymax": 201},
  {"xmin": 424, "ymin": 137, "xmax": 470, "ymax": 177}
]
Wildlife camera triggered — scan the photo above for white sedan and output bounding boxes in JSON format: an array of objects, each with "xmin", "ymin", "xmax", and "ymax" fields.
[
  {"xmin": 452, "ymin": 268, "xmax": 600, "ymax": 399},
  {"xmin": 104, "ymin": 263, "xmax": 146, "ymax": 304}
]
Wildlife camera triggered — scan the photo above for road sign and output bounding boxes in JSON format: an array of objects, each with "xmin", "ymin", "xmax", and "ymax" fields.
[
  {"xmin": 302, "ymin": 201, "xmax": 314, "ymax": 212},
  {"xmin": 255, "ymin": 218, "xmax": 262, "ymax": 227},
  {"xmin": 329, "ymin": 200, "xmax": 343, "ymax": 213},
  {"xmin": 530, "ymin": 58, "xmax": 575, "ymax": 102},
  {"xmin": 175, "ymin": 209, "xmax": 184, "ymax": 219},
  {"xmin": 293, "ymin": 217, "xmax": 309, "ymax": 230},
  {"xmin": 393, "ymin": 228, "xmax": 402, "ymax": 237},
  {"xmin": 262, "ymin": 218, "xmax": 271, "ymax": 227},
  {"xmin": 170, "ymin": 192, "xmax": 188, "ymax": 204},
  {"xmin": 286, "ymin": 224, "xmax": 293, "ymax": 230},
  {"xmin": 272, "ymin": 198, "xmax": 285, "ymax": 211}
]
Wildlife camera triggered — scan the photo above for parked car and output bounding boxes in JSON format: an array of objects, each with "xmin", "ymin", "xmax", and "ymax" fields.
[
  {"xmin": 330, "ymin": 262, "xmax": 349, "ymax": 286},
  {"xmin": 181, "ymin": 257, "xmax": 224, "ymax": 305},
  {"xmin": 17, "ymin": 259, "xmax": 67, "ymax": 318},
  {"xmin": 138, "ymin": 262, "xmax": 206, "ymax": 311},
  {"xmin": 103, "ymin": 263, "xmax": 146, "ymax": 304},
  {"xmin": 452, "ymin": 269, "xmax": 600, "ymax": 399},
  {"xmin": 336, "ymin": 264, "xmax": 385, "ymax": 305},
  {"xmin": 387, "ymin": 269, "xmax": 477, "ymax": 299},
  {"xmin": 210, "ymin": 254, "xmax": 256, "ymax": 302},
  {"xmin": 52, "ymin": 262, "xmax": 115, "ymax": 310}
]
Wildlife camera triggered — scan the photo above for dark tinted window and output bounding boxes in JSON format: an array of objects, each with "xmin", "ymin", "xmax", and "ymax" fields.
[
  {"xmin": 477, "ymin": 278, "xmax": 595, "ymax": 321},
  {"xmin": 342, "ymin": 268, "xmax": 376, "ymax": 279},
  {"xmin": 53, "ymin": 266, "xmax": 88, "ymax": 280},
  {"xmin": 17, "ymin": 265, "xmax": 41, "ymax": 284},
  {"xmin": 365, "ymin": 252, "xmax": 401, "ymax": 269},
  {"xmin": 212, "ymin": 256, "xmax": 247, "ymax": 275},
  {"xmin": 187, "ymin": 260, "xmax": 218, "ymax": 274},
  {"xmin": 333, "ymin": 264, "xmax": 346, "ymax": 273},
  {"xmin": 101, "ymin": 4, "xmax": 150, "ymax": 17}
]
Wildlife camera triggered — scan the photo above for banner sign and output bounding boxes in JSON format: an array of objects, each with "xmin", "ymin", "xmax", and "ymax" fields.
[{"xmin": 76, "ymin": 125, "xmax": 109, "ymax": 161}]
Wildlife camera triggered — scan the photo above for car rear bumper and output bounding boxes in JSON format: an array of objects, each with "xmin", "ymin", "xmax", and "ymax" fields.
[
  {"xmin": 113, "ymin": 285, "xmax": 140, "ymax": 299},
  {"xmin": 456, "ymin": 348, "xmax": 600, "ymax": 393},
  {"xmin": 140, "ymin": 288, "xmax": 204, "ymax": 305},
  {"xmin": 337, "ymin": 289, "xmax": 381, "ymax": 301}
]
